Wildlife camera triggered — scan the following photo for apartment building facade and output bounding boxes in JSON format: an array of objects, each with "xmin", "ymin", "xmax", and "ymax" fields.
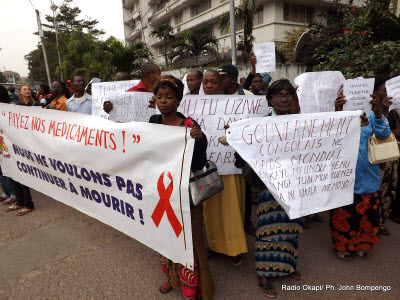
[{"xmin": 122, "ymin": 0, "xmax": 389, "ymax": 65}]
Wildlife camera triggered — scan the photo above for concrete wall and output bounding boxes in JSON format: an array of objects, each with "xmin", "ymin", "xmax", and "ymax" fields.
[{"xmin": 162, "ymin": 63, "xmax": 307, "ymax": 85}]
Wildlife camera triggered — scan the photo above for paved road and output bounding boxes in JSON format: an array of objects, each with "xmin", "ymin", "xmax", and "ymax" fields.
[{"xmin": 0, "ymin": 189, "xmax": 399, "ymax": 300}]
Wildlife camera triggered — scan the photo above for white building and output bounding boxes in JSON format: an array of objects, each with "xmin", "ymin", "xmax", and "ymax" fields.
[{"xmin": 122, "ymin": 0, "xmax": 384, "ymax": 65}]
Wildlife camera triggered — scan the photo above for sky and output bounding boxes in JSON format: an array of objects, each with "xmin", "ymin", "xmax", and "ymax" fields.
[{"xmin": 0, "ymin": 0, "xmax": 125, "ymax": 77}]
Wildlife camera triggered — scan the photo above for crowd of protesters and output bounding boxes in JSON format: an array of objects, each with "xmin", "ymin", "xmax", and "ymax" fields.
[{"xmin": 0, "ymin": 55, "xmax": 399, "ymax": 299}]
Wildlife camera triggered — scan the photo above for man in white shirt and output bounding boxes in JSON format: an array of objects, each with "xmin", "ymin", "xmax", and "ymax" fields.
[{"xmin": 66, "ymin": 76, "xmax": 92, "ymax": 115}]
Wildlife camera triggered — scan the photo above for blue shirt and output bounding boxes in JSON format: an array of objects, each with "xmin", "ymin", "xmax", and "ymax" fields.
[
  {"xmin": 354, "ymin": 112, "xmax": 391, "ymax": 194},
  {"xmin": 66, "ymin": 93, "xmax": 92, "ymax": 115}
]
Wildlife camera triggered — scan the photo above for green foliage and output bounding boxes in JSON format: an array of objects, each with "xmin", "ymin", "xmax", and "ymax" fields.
[
  {"xmin": 43, "ymin": 0, "xmax": 105, "ymax": 36},
  {"xmin": 218, "ymin": 0, "xmax": 260, "ymax": 63},
  {"xmin": 169, "ymin": 27, "xmax": 218, "ymax": 61},
  {"xmin": 150, "ymin": 23, "xmax": 175, "ymax": 67},
  {"xmin": 312, "ymin": 0, "xmax": 400, "ymax": 78},
  {"xmin": 103, "ymin": 37, "xmax": 153, "ymax": 78},
  {"xmin": 278, "ymin": 26, "xmax": 308, "ymax": 63}
]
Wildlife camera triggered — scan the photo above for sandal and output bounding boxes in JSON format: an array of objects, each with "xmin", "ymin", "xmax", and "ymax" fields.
[
  {"xmin": 259, "ymin": 281, "xmax": 276, "ymax": 298},
  {"xmin": 16, "ymin": 207, "xmax": 34, "ymax": 216},
  {"xmin": 289, "ymin": 271, "xmax": 303, "ymax": 280},
  {"xmin": 379, "ymin": 225, "xmax": 391, "ymax": 236},
  {"xmin": 355, "ymin": 249, "xmax": 368, "ymax": 258},
  {"xmin": 159, "ymin": 281, "xmax": 173, "ymax": 294},
  {"xmin": 5, "ymin": 204, "xmax": 23, "ymax": 212},
  {"xmin": 335, "ymin": 251, "xmax": 352, "ymax": 261},
  {"xmin": 3, "ymin": 198, "xmax": 16, "ymax": 205}
]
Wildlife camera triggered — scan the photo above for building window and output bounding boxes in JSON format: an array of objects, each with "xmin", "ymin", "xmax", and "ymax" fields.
[
  {"xmin": 284, "ymin": 3, "xmax": 313, "ymax": 23},
  {"xmin": 191, "ymin": 0, "xmax": 211, "ymax": 17},
  {"xmin": 175, "ymin": 11, "xmax": 183, "ymax": 25},
  {"xmin": 253, "ymin": 6, "xmax": 264, "ymax": 26}
]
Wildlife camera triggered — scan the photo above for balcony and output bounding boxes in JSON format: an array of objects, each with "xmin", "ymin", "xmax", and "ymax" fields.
[
  {"xmin": 150, "ymin": 0, "xmax": 202, "ymax": 26},
  {"xmin": 125, "ymin": 8, "xmax": 140, "ymax": 25},
  {"xmin": 123, "ymin": 0, "xmax": 136, "ymax": 9},
  {"xmin": 126, "ymin": 25, "xmax": 142, "ymax": 41}
]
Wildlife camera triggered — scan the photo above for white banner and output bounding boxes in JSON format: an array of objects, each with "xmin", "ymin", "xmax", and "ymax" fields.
[
  {"xmin": 109, "ymin": 92, "xmax": 155, "ymax": 123},
  {"xmin": 92, "ymin": 80, "xmax": 140, "ymax": 119},
  {"xmin": 254, "ymin": 42, "xmax": 276, "ymax": 73},
  {"xmin": 0, "ymin": 104, "xmax": 195, "ymax": 269},
  {"xmin": 386, "ymin": 75, "xmax": 400, "ymax": 111},
  {"xmin": 343, "ymin": 78, "xmax": 374, "ymax": 116},
  {"xmin": 295, "ymin": 71, "xmax": 345, "ymax": 113},
  {"xmin": 176, "ymin": 95, "xmax": 269, "ymax": 175},
  {"xmin": 226, "ymin": 111, "xmax": 361, "ymax": 219}
]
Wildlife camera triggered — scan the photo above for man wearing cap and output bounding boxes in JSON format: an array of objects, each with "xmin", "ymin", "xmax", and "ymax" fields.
[{"xmin": 218, "ymin": 64, "xmax": 253, "ymax": 96}]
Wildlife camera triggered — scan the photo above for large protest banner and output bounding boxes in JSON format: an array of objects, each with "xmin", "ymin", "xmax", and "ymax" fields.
[
  {"xmin": 109, "ymin": 92, "xmax": 155, "ymax": 123},
  {"xmin": 176, "ymin": 95, "xmax": 269, "ymax": 175},
  {"xmin": 92, "ymin": 80, "xmax": 139, "ymax": 119},
  {"xmin": 226, "ymin": 111, "xmax": 361, "ymax": 219},
  {"xmin": 0, "ymin": 104, "xmax": 195, "ymax": 269},
  {"xmin": 295, "ymin": 71, "xmax": 345, "ymax": 113}
]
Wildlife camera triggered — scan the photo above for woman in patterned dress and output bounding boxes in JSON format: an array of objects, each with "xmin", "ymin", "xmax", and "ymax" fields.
[
  {"xmin": 235, "ymin": 79, "xmax": 304, "ymax": 298},
  {"xmin": 330, "ymin": 84, "xmax": 391, "ymax": 260}
]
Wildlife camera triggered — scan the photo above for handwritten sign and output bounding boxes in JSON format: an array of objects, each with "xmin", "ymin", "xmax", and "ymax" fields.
[
  {"xmin": 92, "ymin": 80, "xmax": 139, "ymax": 119},
  {"xmin": 226, "ymin": 111, "xmax": 361, "ymax": 219},
  {"xmin": 342, "ymin": 78, "xmax": 374, "ymax": 116},
  {"xmin": 386, "ymin": 75, "xmax": 400, "ymax": 111},
  {"xmin": 157, "ymin": 95, "xmax": 269, "ymax": 175},
  {"xmin": 109, "ymin": 92, "xmax": 155, "ymax": 123},
  {"xmin": 0, "ymin": 104, "xmax": 195, "ymax": 269},
  {"xmin": 295, "ymin": 72, "xmax": 345, "ymax": 113},
  {"xmin": 254, "ymin": 42, "xmax": 276, "ymax": 73}
]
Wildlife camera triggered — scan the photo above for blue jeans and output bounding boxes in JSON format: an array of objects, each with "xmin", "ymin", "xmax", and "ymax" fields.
[{"xmin": 0, "ymin": 167, "xmax": 16, "ymax": 197}]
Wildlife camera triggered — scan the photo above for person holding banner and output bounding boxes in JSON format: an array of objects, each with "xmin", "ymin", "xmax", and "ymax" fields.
[
  {"xmin": 331, "ymin": 87, "xmax": 391, "ymax": 260},
  {"xmin": 244, "ymin": 79, "xmax": 304, "ymax": 298},
  {"xmin": 149, "ymin": 76, "xmax": 212, "ymax": 300},
  {"xmin": 186, "ymin": 69, "xmax": 203, "ymax": 95},
  {"xmin": 16, "ymin": 84, "xmax": 40, "ymax": 107},
  {"xmin": 373, "ymin": 75, "xmax": 397, "ymax": 236},
  {"xmin": 103, "ymin": 62, "xmax": 161, "ymax": 112},
  {"xmin": 202, "ymin": 69, "xmax": 248, "ymax": 265},
  {"xmin": 66, "ymin": 76, "xmax": 92, "ymax": 115},
  {"xmin": 44, "ymin": 81, "xmax": 68, "ymax": 111},
  {"xmin": 4, "ymin": 84, "xmax": 37, "ymax": 216}
]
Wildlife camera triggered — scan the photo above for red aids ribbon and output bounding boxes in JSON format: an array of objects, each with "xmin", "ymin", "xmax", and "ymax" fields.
[{"xmin": 151, "ymin": 172, "xmax": 183, "ymax": 238}]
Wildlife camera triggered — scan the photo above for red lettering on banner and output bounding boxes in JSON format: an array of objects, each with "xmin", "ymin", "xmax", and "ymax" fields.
[{"xmin": 151, "ymin": 172, "xmax": 182, "ymax": 238}]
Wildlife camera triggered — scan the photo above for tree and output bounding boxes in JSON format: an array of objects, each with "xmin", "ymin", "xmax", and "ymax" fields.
[
  {"xmin": 150, "ymin": 23, "xmax": 175, "ymax": 67},
  {"xmin": 218, "ymin": 0, "xmax": 260, "ymax": 63},
  {"xmin": 59, "ymin": 28, "xmax": 111, "ymax": 82},
  {"xmin": 25, "ymin": 0, "xmax": 104, "ymax": 83},
  {"xmin": 43, "ymin": 0, "xmax": 105, "ymax": 37},
  {"xmin": 169, "ymin": 27, "xmax": 218, "ymax": 61},
  {"xmin": 277, "ymin": 26, "xmax": 308, "ymax": 63},
  {"xmin": 103, "ymin": 37, "xmax": 153, "ymax": 78},
  {"xmin": 311, "ymin": 0, "xmax": 400, "ymax": 78},
  {"xmin": 24, "ymin": 33, "xmax": 61, "ymax": 83}
]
